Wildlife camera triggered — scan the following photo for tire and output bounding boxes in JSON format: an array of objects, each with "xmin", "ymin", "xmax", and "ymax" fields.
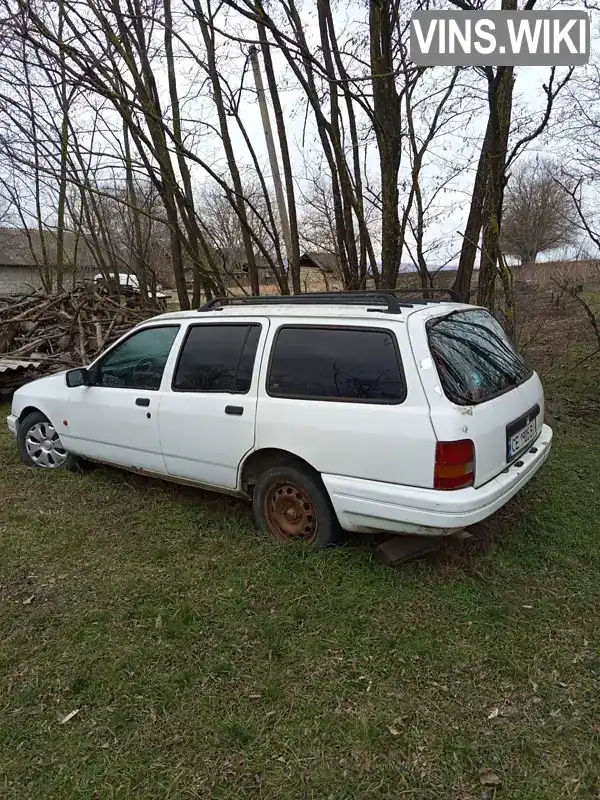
[
  {"xmin": 252, "ymin": 464, "xmax": 339, "ymax": 548},
  {"xmin": 17, "ymin": 411, "xmax": 78, "ymax": 471}
]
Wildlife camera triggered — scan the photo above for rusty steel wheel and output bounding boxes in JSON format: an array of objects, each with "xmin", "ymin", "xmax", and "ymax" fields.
[
  {"xmin": 264, "ymin": 481, "xmax": 318, "ymax": 543},
  {"xmin": 253, "ymin": 465, "xmax": 339, "ymax": 549}
]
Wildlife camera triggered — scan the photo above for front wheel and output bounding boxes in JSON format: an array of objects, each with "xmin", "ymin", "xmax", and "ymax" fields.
[
  {"xmin": 252, "ymin": 465, "xmax": 339, "ymax": 548},
  {"xmin": 17, "ymin": 411, "xmax": 78, "ymax": 470}
]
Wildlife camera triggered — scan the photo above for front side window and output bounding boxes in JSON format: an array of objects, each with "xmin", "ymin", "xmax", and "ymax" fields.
[
  {"xmin": 427, "ymin": 309, "xmax": 532, "ymax": 405},
  {"xmin": 95, "ymin": 326, "xmax": 179, "ymax": 390},
  {"xmin": 173, "ymin": 324, "xmax": 261, "ymax": 393},
  {"xmin": 267, "ymin": 326, "xmax": 406, "ymax": 403}
]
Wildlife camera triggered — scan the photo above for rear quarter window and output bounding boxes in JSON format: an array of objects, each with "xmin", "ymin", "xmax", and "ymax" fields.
[
  {"xmin": 267, "ymin": 325, "xmax": 406, "ymax": 403},
  {"xmin": 427, "ymin": 309, "xmax": 532, "ymax": 405}
]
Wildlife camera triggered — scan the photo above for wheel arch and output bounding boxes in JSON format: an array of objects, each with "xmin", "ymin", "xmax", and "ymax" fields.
[
  {"xmin": 19, "ymin": 405, "xmax": 46, "ymax": 422},
  {"xmin": 239, "ymin": 447, "xmax": 320, "ymax": 495}
]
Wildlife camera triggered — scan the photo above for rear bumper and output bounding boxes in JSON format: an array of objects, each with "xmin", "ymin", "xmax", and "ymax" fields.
[
  {"xmin": 323, "ymin": 424, "xmax": 553, "ymax": 536},
  {"xmin": 6, "ymin": 414, "xmax": 18, "ymax": 438}
]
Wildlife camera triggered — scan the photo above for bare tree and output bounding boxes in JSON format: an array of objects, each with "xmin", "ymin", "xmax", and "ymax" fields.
[
  {"xmin": 501, "ymin": 159, "xmax": 577, "ymax": 265},
  {"xmin": 298, "ymin": 171, "xmax": 342, "ymax": 282},
  {"xmin": 448, "ymin": 0, "xmax": 573, "ymax": 319},
  {"xmin": 196, "ymin": 179, "xmax": 283, "ymax": 292},
  {"xmin": 0, "ymin": 0, "xmax": 574, "ymax": 320}
]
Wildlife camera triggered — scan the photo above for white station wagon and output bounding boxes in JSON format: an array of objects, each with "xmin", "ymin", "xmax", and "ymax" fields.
[{"xmin": 7, "ymin": 291, "xmax": 552, "ymax": 547}]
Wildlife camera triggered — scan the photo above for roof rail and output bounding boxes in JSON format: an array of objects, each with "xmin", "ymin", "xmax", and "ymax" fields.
[{"xmin": 199, "ymin": 291, "xmax": 412, "ymax": 314}]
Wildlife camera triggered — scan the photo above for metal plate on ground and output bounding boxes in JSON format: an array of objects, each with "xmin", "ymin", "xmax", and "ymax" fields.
[{"xmin": 374, "ymin": 535, "xmax": 441, "ymax": 567}]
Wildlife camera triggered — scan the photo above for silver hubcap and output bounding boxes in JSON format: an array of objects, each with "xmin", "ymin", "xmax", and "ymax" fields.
[{"xmin": 25, "ymin": 422, "xmax": 68, "ymax": 468}]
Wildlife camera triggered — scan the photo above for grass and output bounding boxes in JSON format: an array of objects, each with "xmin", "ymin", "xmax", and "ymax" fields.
[{"xmin": 1, "ymin": 370, "xmax": 600, "ymax": 799}]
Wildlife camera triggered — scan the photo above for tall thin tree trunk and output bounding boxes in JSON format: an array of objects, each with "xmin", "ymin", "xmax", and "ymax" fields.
[
  {"xmin": 257, "ymin": 20, "xmax": 301, "ymax": 293},
  {"xmin": 21, "ymin": 23, "xmax": 51, "ymax": 291},
  {"xmin": 452, "ymin": 120, "xmax": 492, "ymax": 302},
  {"xmin": 55, "ymin": 0, "xmax": 70, "ymax": 293},
  {"xmin": 317, "ymin": 0, "xmax": 359, "ymax": 287},
  {"xmin": 323, "ymin": 0, "xmax": 373, "ymax": 287},
  {"xmin": 370, "ymin": 0, "xmax": 401, "ymax": 289},
  {"xmin": 283, "ymin": 0, "xmax": 353, "ymax": 288},
  {"xmin": 476, "ymin": 0, "xmax": 517, "ymax": 317},
  {"xmin": 477, "ymin": 65, "xmax": 515, "ymax": 312},
  {"xmin": 111, "ymin": 4, "xmax": 191, "ymax": 309},
  {"xmin": 164, "ymin": 0, "xmax": 210, "ymax": 306},
  {"xmin": 195, "ymin": 0, "xmax": 260, "ymax": 295},
  {"xmin": 123, "ymin": 122, "xmax": 148, "ymax": 306}
]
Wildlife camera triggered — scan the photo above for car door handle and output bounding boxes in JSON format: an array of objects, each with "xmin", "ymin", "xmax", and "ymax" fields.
[
  {"xmin": 225, "ymin": 405, "xmax": 244, "ymax": 416},
  {"xmin": 135, "ymin": 397, "xmax": 150, "ymax": 407}
]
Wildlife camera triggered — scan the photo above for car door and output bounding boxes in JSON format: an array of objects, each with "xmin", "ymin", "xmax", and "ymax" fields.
[
  {"xmin": 158, "ymin": 319, "xmax": 268, "ymax": 489},
  {"xmin": 62, "ymin": 324, "xmax": 180, "ymax": 471}
]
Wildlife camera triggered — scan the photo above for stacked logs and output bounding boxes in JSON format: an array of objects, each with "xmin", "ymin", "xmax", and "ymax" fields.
[{"xmin": 0, "ymin": 288, "xmax": 153, "ymax": 372}]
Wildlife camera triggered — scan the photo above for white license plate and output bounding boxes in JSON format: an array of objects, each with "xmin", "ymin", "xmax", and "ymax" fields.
[{"xmin": 507, "ymin": 418, "xmax": 538, "ymax": 459}]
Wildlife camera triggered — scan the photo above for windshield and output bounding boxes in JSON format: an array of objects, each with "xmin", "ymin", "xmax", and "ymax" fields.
[{"xmin": 427, "ymin": 309, "xmax": 532, "ymax": 405}]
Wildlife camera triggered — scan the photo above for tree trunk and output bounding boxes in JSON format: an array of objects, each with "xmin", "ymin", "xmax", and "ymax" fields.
[
  {"xmin": 257, "ymin": 22, "xmax": 301, "ymax": 293},
  {"xmin": 248, "ymin": 0, "xmax": 358, "ymax": 288},
  {"xmin": 257, "ymin": 23, "xmax": 301, "ymax": 293},
  {"xmin": 195, "ymin": 0, "xmax": 260, "ymax": 295},
  {"xmin": 323, "ymin": 0, "xmax": 374, "ymax": 287},
  {"xmin": 477, "ymin": 64, "xmax": 515, "ymax": 312},
  {"xmin": 164, "ymin": 0, "xmax": 214, "ymax": 306},
  {"xmin": 317, "ymin": 0, "xmax": 359, "ymax": 287},
  {"xmin": 21, "ymin": 27, "xmax": 51, "ymax": 291},
  {"xmin": 370, "ymin": 0, "xmax": 401, "ymax": 289},
  {"xmin": 123, "ymin": 122, "xmax": 148, "ymax": 307},
  {"xmin": 55, "ymin": 0, "xmax": 69, "ymax": 293},
  {"xmin": 476, "ymin": 0, "xmax": 517, "ymax": 315},
  {"xmin": 110, "ymin": 4, "xmax": 191, "ymax": 308},
  {"xmin": 452, "ymin": 120, "xmax": 492, "ymax": 302}
]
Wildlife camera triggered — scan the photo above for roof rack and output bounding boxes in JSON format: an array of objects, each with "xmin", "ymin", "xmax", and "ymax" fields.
[
  {"xmin": 199, "ymin": 291, "xmax": 411, "ymax": 315},
  {"xmin": 199, "ymin": 288, "xmax": 463, "ymax": 314}
]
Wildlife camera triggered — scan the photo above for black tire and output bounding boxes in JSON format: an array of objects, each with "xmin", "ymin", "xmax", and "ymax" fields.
[
  {"xmin": 252, "ymin": 464, "xmax": 339, "ymax": 548},
  {"xmin": 17, "ymin": 411, "xmax": 78, "ymax": 471}
]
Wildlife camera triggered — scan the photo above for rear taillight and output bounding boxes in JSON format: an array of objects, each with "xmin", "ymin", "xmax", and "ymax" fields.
[{"xmin": 434, "ymin": 439, "xmax": 475, "ymax": 490}]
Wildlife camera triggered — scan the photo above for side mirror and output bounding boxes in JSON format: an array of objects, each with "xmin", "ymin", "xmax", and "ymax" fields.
[{"xmin": 66, "ymin": 367, "xmax": 91, "ymax": 388}]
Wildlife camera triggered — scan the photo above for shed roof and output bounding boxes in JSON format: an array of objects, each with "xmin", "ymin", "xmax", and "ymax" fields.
[{"xmin": 0, "ymin": 227, "xmax": 95, "ymax": 269}]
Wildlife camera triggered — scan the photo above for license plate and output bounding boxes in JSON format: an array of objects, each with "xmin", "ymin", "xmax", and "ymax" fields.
[{"xmin": 506, "ymin": 405, "xmax": 540, "ymax": 461}]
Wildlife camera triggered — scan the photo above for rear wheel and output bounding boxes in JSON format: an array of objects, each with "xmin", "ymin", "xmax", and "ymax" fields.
[
  {"xmin": 17, "ymin": 411, "xmax": 77, "ymax": 470},
  {"xmin": 252, "ymin": 465, "xmax": 339, "ymax": 548}
]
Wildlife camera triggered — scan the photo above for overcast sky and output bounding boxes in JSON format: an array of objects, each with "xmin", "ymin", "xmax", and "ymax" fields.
[
  {"xmin": 213, "ymin": 0, "xmax": 582, "ymax": 266},
  {"xmin": 2, "ymin": 0, "xmax": 593, "ymax": 268}
]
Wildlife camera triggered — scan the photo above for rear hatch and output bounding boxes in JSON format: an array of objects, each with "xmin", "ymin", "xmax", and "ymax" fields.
[{"xmin": 409, "ymin": 306, "xmax": 544, "ymax": 488}]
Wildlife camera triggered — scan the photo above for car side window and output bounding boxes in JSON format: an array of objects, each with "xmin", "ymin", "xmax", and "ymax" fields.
[
  {"xmin": 267, "ymin": 326, "xmax": 406, "ymax": 403},
  {"xmin": 172, "ymin": 324, "xmax": 261, "ymax": 393},
  {"xmin": 95, "ymin": 326, "xmax": 179, "ymax": 391}
]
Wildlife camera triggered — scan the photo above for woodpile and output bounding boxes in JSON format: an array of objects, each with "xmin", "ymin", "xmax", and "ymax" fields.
[{"xmin": 0, "ymin": 288, "xmax": 154, "ymax": 391}]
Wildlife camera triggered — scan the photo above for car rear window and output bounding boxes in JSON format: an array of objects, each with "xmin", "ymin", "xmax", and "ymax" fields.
[
  {"xmin": 427, "ymin": 309, "xmax": 532, "ymax": 404},
  {"xmin": 267, "ymin": 326, "xmax": 406, "ymax": 403}
]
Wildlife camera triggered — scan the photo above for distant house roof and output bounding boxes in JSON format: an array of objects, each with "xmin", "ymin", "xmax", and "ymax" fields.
[
  {"xmin": 299, "ymin": 251, "xmax": 339, "ymax": 273},
  {"xmin": 0, "ymin": 227, "xmax": 95, "ymax": 270},
  {"xmin": 218, "ymin": 247, "xmax": 271, "ymax": 272},
  {"xmin": 184, "ymin": 246, "xmax": 273, "ymax": 276}
]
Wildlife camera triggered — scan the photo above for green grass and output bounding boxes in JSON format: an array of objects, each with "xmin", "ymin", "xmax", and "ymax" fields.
[{"xmin": 1, "ymin": 380, "xmax": 600, "ymax": 799}]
